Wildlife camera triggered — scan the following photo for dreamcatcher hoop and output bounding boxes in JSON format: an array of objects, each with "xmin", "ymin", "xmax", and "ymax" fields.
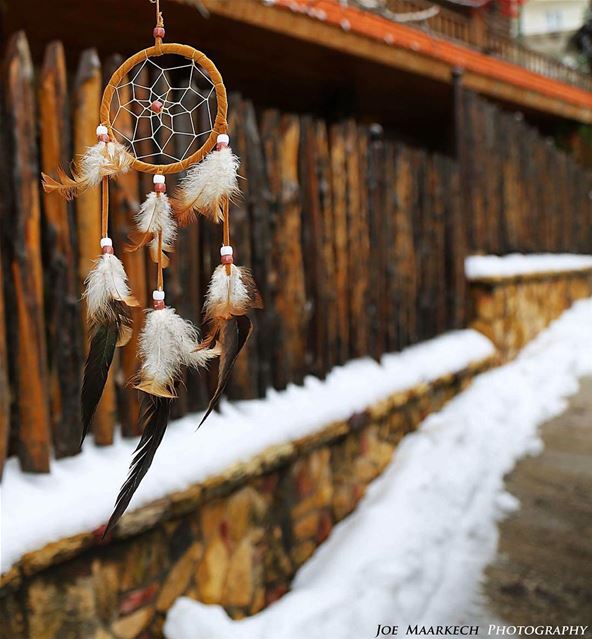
[{"xmin": 100, "ymin": 43, "xmax": 228, "ymax": 175}]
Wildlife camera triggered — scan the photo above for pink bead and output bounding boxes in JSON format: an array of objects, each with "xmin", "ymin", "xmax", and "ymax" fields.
[
  {"xmin": 154, "ymin": 183, "xmax": 166, "ymax": 194},
  {"xmin": 153, "ymin": 299, "xmax": 165, "ymax": 310},
  {"xmin": 215, "ymin": 142, "xmax": 229, "ymax": 151},
  {"xmin": 153, "ymin": 26, "xmax": 165, "ymax": 39},
  {"xmin": 97, "ymin": 133, "xmax": 110, "ymax": 143},
  {"xmin": 150, "ymin": 100, "xmax": 163, "ymax": 113},
  {"xmin": 221, "ymin": 254, "xmax": 234, "ymax": 265},
  {"xmin": 101, "ymin": 245, "xmax": 114, "ymax": 255}
]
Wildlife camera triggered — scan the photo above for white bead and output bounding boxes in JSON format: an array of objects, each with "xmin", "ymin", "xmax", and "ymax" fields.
[
  {"xmin": 217, "ymin": 134, "xmax": 230, "ymax": 145},
  {"xmin": 152, "ymin": 290, "xmax": 165, "ymax": 301},
  {"xmin": 153, "ymin": 174, "xmax": 166, "ymax": 184},
  {"xmin": 96, "ymin": 125, "xmax": 108, "ymax": 136},
  {"xmin": 100, "ymin": 237, "xmax": 113, "ymax": 248},
  {"xmin": 220, "ymin": 245, "xmax": 233, "ymax": 256}
]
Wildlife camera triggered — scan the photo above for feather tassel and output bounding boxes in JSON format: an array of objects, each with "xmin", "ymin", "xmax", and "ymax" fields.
[
  {"xmin": 203, "ymin": 264, "xmax": 262, "ymax": 322},
  {"xmin": 104, "ymin": 307, "xmax": 218, "ymax": 534},
  {"xmin": 172, "ymin": 146, "xmax": 240, "ymax": 226},
  {"xmin": 80, "ymin": 253, "xmax": 138, "ymax": 445},
  {"xmin": 126, "ymin": 192, "xmax": 177, "ymax": 268},
  {"xmin": 135, "ymin": 307, "xmax": 218, "ymax": 399},
  {"xmin": 198, "ymin": 315, "xmax": 253, "ymax": 428},
  {"xmin": 103, "ymin": 393, "xmax": 171, "ymax": 538},
  {"xmin": 197, "ymin": 264, "xmax": 262, "ymax": 426},
  {"xmin": 42, "ymin": 140, "xmax": 131, "ymax": 200}
]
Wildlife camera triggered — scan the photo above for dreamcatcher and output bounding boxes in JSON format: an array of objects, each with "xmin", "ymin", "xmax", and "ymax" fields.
[{"xmin": 42, "ymin": 0, "xmax": 261, "ymax": 537}]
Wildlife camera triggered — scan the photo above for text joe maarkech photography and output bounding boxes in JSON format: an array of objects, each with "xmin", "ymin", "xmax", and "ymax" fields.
[{"xmin": 1, "ymin": 0, "xmax": 591, "ymax": 638}]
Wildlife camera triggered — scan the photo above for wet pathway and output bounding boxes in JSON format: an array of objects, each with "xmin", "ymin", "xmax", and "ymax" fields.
[{"xmin": 483, "ymin": 378, "xmax": 592, "ymax": 629}]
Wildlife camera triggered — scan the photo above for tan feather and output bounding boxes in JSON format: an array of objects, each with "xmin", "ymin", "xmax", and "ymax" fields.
[
  {"xmin": 42, "ymin": 140, "xmax": 131, "ymax": 200},
  {"xmin": 171, "ymin": 146, "xmax": 240, "ymax": 225}
]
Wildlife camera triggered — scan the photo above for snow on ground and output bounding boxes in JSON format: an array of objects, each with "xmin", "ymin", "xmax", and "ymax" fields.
[
  {"xmin": 0, "ymin": 330, "xmax": 493, "ymax": 574},
  {"xmin": 164, "ymin": 298, "xmax": 592, "ymax": 639},
  {"xmin": 465, "ymin": 253, "xmax": 592, "ymax": 279}
]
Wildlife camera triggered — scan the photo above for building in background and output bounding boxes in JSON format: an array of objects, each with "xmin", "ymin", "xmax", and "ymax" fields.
[{"xmin": 520, "ymin": 0, "xmax": 588, "ymax": 63}]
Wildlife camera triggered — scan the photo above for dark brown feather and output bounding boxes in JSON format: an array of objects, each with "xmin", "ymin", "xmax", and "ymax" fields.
[
  {"xmin": 198, "ymin": 315, "xmax": 252, "ymax": 428},
  {"xmin": 80, "ymin": 301, "xmax": 132, "ymax": 447},
  {"xmin": 103, "ymin": 393, "xmax": 171, "ymax": 538}
]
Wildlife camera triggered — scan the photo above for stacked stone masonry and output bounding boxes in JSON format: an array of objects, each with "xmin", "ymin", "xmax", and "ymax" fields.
[
  {"xmin": 469, "ymin": 269, "xmax": 592, "ymax": 360},
  {"xmin": 0, "ymin": 358, "xmax": 493, "ymax": 639}
]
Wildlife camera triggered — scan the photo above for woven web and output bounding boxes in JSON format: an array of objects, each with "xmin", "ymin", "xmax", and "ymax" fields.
[{"xmin": 110, "ymin": 55, "xmax": 216, "ymax": 165}]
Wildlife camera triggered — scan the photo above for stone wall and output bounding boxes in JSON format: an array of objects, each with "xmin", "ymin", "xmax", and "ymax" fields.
[
  {"xmin": 469, "ymin": 269, "xmax": 592, "ymax": 360},
  {"xmin": 0, "ymin": 358, "xmax": 493, "ymax": 639}
]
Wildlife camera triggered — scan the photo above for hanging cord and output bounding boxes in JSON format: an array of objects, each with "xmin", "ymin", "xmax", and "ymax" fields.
[
  {"xmin": 156, "ymin": 229, "xmax": 164, "ymax": 291},
  {"xmin": 150, "ymin": 0, "xmax": 165, "ymax": 45},
  {"xmin": 101, "ymin": 176, "xmax": 109, "ymax": 238},
  {"xmin": 222, "ymin": 197, "xmax": 231, "ymax": 275}
]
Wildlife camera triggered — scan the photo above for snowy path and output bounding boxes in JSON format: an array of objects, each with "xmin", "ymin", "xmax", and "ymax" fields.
[{"xmin": 164, "ymin": 298, "xmax": 592, "ymax": 639}]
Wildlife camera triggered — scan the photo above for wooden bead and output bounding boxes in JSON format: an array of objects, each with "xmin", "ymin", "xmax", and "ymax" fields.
[
  {"xmin": 101, "ymin": 245, "xmax": 114, "ymax": 255},
  {"xmin": 97, "ymin": 134, "xmax": 110, "ymax": 143},
  {"xmin": 221, "ymin": 254, "xmax": 234, "ymax": 265},
  {"xmin": 153, "ymin": 26, "xmax": 165, "ymax": 38},
  {"xmin": 150, "ymin": 100, "xmax": 163, "ymax": 113},
  {"xmin": 154, "ymin": 183, "xmax": 166, "ymax": 194}
]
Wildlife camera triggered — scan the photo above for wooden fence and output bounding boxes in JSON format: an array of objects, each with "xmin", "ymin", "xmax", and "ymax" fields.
[
  {"xmin": 459, "ymin": 90, "xmax": 592, "ymax": 255},
  {"xmin": 0, "ymin": 32, "xmax": 591, "ymax": 475}
]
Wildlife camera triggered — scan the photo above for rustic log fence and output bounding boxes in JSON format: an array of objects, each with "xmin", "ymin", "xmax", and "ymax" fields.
[{"xmin": 1, "ymin": 32, "xmax": 592, "ymax": 475}]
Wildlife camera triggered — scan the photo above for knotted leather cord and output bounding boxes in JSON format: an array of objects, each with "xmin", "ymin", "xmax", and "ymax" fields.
[
  {"xmin": 101, "ymin": 176, "xmax": 109, "ymax": 238},
  {"xmin": 223, "ymin": 197, "xmax": 231, "ymax": 275},
  {"xmin": 156, "ymin": 226, "xmax": 164, "ymax": 292}
]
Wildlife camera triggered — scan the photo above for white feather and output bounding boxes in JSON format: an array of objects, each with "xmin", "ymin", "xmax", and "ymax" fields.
[
  {"xmin": 135, "ymin": 192, "xmax": 177, "ymax": 246},
  {"xmin": 176, "ymin": 146, "xmax": 240, "ymax": 222},
  {"xmin": 81, "ymin": 140, "xmax": 131, "ymax": 186},
  {"xmin": 138, "ymin": 308, "xmax": 216, "ymax": 392},
  {"xmin": 84, "ymin": 253, "xmax": 133, "ymax": 319},
  {"xmin": 204, "ymin": 264, "xmax": 254, "ymax": 320}
]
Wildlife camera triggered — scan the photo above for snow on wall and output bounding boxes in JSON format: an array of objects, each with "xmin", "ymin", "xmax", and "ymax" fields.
[
  {"xmin": 164, "ymin": 297, "xmax": 592, "ymax": 639},
  {"xmin": 0, "ymin": 329, "xmax": 494, "ymax": 575},
  {"xmin": 465, "ymin": 253, "xmax": 592, "ymax": 280}
]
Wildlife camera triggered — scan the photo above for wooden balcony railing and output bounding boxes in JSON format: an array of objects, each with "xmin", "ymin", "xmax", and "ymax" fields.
[{"xmin": 384, "ymin": 0, "xmax": 592, "ymax": 91}]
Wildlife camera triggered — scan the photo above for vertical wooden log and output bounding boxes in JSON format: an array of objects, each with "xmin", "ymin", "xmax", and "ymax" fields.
[
  {"xmin": 260, "ymin": 110, "xmax": 285, "ymax": 389},
  {"xmin": 244, "ymin": 100, "xmax": 274, "ymax": 396},
  {"xmin": 315, "ymin": 120, "xmax": 338, "ymax": 371},
  {"xmin": 0, "ymin": 240, "xmax": 9, "ymax": 477},
  {"xmin": 444, "ymin": 160, "xmax": 466, "ymax": 330},
  {"xmin": 453, "ymin": 74, "xmax": 473, "ymax": 254},
  {"xmin": 299, "ymin": 115, "xmax": 326, "ymax": 378},
  {"xmin": 73, "ymin": 49, "xmax": 115, "ymax": 445},
  {"xmin": 380, "ymin": 135, "xmax": 397, "ymax": 353},
  {"xmin": 329, "ymin": 122, "xmax": 349, "ymax": 364},
  {"xmin": 345, "ymin": 121, "xmax": 370, "ymax": 358},
  {"xmin": 392, "ymin": 144, "xmax": 417, "ymax": 348},
  {"xmin": 276, "ymin": 114, "xmax": 306, "ymax": 384},
  {"xmin": 227, "ymin": 94, "xmax": 259, "ymax": 399},
  {"xmin": 4, "ymin": 32, "xmax": 51, "ymax": 472},
  {"xmin": 0, "ymin": 47, "xmax": 13, "ymax": 477},
  {"xmin": 39, "ymin": 41, "xmax": 83, "ymax": 458},
  {"xmin": 105, "ymin": 59, "xmax": 146, "ymax": 436}
]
